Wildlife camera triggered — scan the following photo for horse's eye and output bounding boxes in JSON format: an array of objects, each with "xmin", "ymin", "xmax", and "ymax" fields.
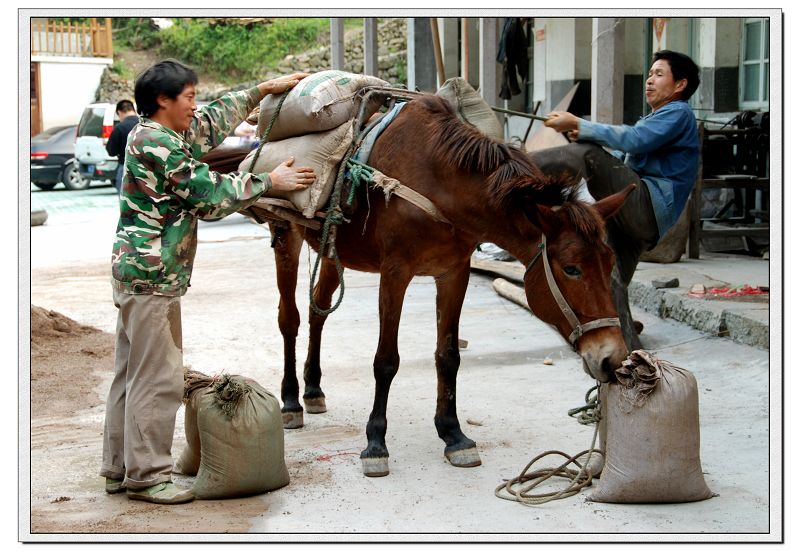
[{"xmin": 563, "ymin": 265, "xmax": 581, "ymax": 277}]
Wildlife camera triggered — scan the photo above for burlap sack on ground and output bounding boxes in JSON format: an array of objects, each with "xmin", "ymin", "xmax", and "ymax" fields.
[
  {"xmin": 174, "ymin": 371, "xmax": 290, "ymax": 500},
  {"xmin": 588, "ymin": 350, "xmax": 715, "ymax": 503},
  {"xmin": 173, "ymin": 370, "xmax": 210, "ymax": 476},
  {"xmin": 257, "ymin": 70, "xmax": 389, "ymax": 142},
  {"xmin": 436, "ymin": 77, "xmax": 504, "ymax": 141},
  {"xmin": 240, "ymin": 120, "xmax": 354, "ymax": 218}
]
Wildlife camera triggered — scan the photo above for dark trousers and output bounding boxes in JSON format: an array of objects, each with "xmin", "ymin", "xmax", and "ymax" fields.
[
  {"xmin": 529, "ymin": 143, "xmax": 661, "ymax": 350},
  {"xmin": 114, "ymin": 163, "xmax": 124, "ymax": 194}
]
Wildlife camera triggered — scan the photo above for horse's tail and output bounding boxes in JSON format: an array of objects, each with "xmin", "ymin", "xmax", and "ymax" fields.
[{"xmin": 200, "ymin": 145, "xmax": 252, "ymax": 174}]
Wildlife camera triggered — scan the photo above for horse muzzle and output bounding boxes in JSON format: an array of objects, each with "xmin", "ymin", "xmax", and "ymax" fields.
[{"xmin": 578, "ymin": 328, "xmax": 628, "ymax": 383}]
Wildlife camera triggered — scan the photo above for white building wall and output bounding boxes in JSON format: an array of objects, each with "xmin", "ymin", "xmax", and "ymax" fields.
[
  {"xmin": 545, "ymin": 18, "xmax": 576, "ymax": 81},
  {"xmin": 34, "ymin": 56, "xmax": 111, "ymax": 129}
]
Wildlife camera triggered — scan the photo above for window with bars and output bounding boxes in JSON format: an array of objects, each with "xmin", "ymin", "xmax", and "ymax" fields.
[{"xmin": 740, "ymin": 18, "xmax": 769, "ymax": 109}]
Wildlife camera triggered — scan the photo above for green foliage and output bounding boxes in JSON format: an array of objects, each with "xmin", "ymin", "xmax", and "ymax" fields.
[
  {"xmin": 110, "ymin": 58, "xmax": 133, "ymax": 80},
  {"xmin": 113, "ymin": 17, "xmax": 161, "ymax": 50},
  {"xmin": 157, "ymin": 18, "xmax": 330, "ymax": 83}
]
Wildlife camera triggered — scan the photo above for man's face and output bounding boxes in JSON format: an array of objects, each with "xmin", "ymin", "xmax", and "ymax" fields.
[
  {"xmin": 645, "ymin": 59, "xmax": 686, "ymax": 111},
  {"xmin": 157, "ymin": 84, "xmax": 197, "ymax": 133}
]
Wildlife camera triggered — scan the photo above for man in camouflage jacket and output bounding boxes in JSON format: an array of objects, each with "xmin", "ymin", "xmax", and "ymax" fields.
[{"xmin": 101, "ymin": 59, "xmax": 316, "ymax": 504}]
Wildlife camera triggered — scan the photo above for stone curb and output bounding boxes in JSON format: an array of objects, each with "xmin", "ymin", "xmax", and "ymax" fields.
[{"xmin": 628, "ymin": 278, "xmax": 769, "ymax": 350}]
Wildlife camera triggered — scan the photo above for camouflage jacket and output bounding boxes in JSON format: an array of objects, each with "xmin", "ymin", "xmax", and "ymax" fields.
[{"xmin": 111, "ymin": 87, "xmax": 270, "ymax": 297}]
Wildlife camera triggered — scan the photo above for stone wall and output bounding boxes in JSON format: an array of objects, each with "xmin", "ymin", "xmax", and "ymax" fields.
[
  {"xmin": 276, "ymin": 18, "xmax": 407, "ymax": 84},
  {"xmin": 97, "ymin": 18, "xmax": 409, "ymax": 103},
  {"xmin": 94, "ymin": 67, "xmax": 136, "ymax": 104}
]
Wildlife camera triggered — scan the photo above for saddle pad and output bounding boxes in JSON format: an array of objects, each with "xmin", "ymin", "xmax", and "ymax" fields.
[{"xmin": 352, "ymin": 102, "xmax": 407, "ymax": 166}]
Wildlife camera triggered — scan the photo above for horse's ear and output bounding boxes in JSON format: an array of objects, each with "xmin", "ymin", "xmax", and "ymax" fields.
[
  {"xmin": 593, "ymin": 183, "xmax": 637, "ymax": 221},
  {"xmin": 522, "ymin": 201, "xmax": 557, "ymax": 237}
]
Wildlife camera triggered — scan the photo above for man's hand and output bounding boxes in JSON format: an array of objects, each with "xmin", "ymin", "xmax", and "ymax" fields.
[
  {"xmin": 268, "ymin": 157, "xmax": 316, "ymax": 192},
  {"xmin": 256, "ymin": 72, "xmax": 312, "ymax": 96},
  {"xmin": 544, "ymin": 111, "xmax": 580, "ymax": 136},
  {"xmin": 245, "ymin": 107, "xmax": 260, "ymax": 125}
]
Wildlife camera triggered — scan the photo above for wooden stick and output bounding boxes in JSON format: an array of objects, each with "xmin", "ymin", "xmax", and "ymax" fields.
[
  {"xmin": 492, "ymin": 278, "xmax": 531, "ymax": 312},
  {"xmin": 430, "ymin": 18, "xmax": 446, "ymax": 87}
]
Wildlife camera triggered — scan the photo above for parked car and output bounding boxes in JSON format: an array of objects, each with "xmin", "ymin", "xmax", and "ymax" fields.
[
  {"xmin": 30, "ymin": 125, "xmax": 91, "ymax": 190},
  {"xmin": 74, "ymin": 102, "xmax": 119, "ymax": 183}
]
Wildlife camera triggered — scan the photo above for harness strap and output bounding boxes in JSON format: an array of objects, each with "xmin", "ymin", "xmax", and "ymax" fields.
[
  {"xmin": 539, "ymin": 235, "xmax": 583, "ymax": 337},
  {"xmin": 528, "ymin": 235, "xmax": 621, "ymax": 347},
  {"xmin": 369, "ymin": 169, "xmax": 452, "ymax": 225}
]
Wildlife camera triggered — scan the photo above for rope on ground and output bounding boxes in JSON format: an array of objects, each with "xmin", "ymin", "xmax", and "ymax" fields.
[{"xmin": 495, "ymin": 384, "xmax": 603, "ymax": 506}]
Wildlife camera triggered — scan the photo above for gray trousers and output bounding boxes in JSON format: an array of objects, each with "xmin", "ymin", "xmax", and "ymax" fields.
[{"xmin": 100, "ymin": 287, "xmax": 184, "ymax": 490}]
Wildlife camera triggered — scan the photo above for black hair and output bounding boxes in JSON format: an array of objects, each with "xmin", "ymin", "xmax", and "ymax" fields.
[
  {"xmin": 652, "ymin": 50, "xmax": 700, "ymax": 101},
  {"xmin": 134, "ymin": 59, "xmax": 198, "ymax": 118},
  {"xmin": 115, "ymin": 99, "xmax": 135, "ymax": 114}
]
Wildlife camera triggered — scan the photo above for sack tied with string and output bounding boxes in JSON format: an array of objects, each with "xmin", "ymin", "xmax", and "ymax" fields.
[
  {"xmin": 588, "ymin": 350, "xmax": 716, "ymax": 504},
  {"xmin": 240, "ymin": 119, "xmax": 353, "ymax": 219},
  {"xmin": 436, "ymin": 77, "xmax": 504, "ymax": 141},
  {"xmin": 257, "ymin": 70, "xmax": 389, "ymax": 142},
  {"xmin": 174, "ymin": 371, "xmax": 290, "ymax": 500}
]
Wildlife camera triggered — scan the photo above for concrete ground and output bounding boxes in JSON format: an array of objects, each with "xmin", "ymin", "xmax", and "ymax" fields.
[{"xmin": 22, "ymin": 199, "xmax": 780, "ymax": 543}]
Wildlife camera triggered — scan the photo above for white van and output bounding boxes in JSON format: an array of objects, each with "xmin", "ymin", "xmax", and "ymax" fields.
[{"xmin": 74, "ymin": 102, "xmax": 118, "ymax": 184}]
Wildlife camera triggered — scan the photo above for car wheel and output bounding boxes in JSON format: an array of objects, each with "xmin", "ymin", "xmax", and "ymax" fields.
[
  {"xmin": 62, "ymin": 161, "xmax": 90, "ymax": 190},
  {"xmin": 32, "ymin": 182, "xmax": 57, "ymax": 191}
]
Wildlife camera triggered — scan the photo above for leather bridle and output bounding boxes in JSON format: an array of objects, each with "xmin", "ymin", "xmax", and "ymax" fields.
[{"xmin": 523, "ymin": 234, "xmax": 621, "ymax": 347}]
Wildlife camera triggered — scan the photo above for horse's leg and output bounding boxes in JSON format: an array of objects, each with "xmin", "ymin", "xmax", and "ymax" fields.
[
  {"xmin": 434, "ymin": 263, "xmax": 481, "ymax": 468},
  {"xmin": 360, "ymin": 267, "xmax": 414, "ymax": 477},
  {"xmin": 302, "ymin": 256, "xmax": 341, "ymax": 414},
  {"xmin": 271, "ymin": 223, "xmax": 305, "ymax": 428}
]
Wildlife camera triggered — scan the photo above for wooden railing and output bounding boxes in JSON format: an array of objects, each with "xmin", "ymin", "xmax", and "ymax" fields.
[{"xmin": 30, "ymin": 17, "xmax": 113, "ymax": 58}]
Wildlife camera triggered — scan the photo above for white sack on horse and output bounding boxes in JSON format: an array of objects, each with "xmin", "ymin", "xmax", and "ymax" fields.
[
  {"xmin": 257, "ymin": 70, "xmax": 389, "ymax": 142},
  {"xmin": 436, "ymin": 77, "xmax": 504, "ymax": 141},
  {"xmin": 241, "ymin": 120, "xmax": 354, "ymax": 218}
]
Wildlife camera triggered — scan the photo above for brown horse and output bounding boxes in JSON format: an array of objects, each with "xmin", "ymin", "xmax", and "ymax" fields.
[{"xmin": 232, "ymin": 95, "xmax": 633, "ymax": 477}]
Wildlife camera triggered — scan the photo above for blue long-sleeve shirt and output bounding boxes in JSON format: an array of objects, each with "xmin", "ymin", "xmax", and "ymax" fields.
[{"xmin": 577, "ymin": 100, "xmax": 699, "ymax": 238}]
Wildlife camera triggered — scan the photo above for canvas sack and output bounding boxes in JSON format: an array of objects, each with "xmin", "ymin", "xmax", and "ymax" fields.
[
  {"xmin": 240, "ymin": 120, "xmax": 353, "ymax": 218},
  {"xmin": 174, "ymin": 371, "xmax": 290, "ymax": 500},
  {"xmin": 173, "ymin": 370, "xmax": 208, "ymax": 476},
  {"xmin": 436, "ymin": 77, "xmax": 504, "ymax": 141},
  {"xmin": 588, "ymin": 351, "xmax": 716, "ymax": 503},
  {"xmin": 257, "ymin": 70, "xmax": 389, "ymax": 142}
]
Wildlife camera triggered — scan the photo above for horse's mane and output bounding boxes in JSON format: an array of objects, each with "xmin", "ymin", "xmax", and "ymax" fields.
[{"xmin": 411, "ymin": 96, "xmax": 604, "ymax": 240}]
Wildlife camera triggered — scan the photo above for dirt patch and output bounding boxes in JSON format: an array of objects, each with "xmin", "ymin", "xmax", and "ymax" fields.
[
  {"xmin": 28, "ymin": 305, "xmax": 278, "ymax": 534},
  {"xmin": 30, "ymin": 305, "xmax": 114, "ymax": 418}
]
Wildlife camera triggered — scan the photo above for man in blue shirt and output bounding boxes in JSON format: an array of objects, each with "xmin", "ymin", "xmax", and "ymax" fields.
[{"xmin": 537, "ymin": 50, "xmax": 700, "ymax": 350}]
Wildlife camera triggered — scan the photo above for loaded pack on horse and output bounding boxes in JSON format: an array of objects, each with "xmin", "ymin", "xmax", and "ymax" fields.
[{"xmin": 204, "ymin": 72, "xmax": 634, "ymax": 478}]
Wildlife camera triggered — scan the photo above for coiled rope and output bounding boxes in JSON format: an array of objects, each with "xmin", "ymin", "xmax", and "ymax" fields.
[{"xmin": 495, "ymin": 384, "xmax": 603, "ymax": 506}]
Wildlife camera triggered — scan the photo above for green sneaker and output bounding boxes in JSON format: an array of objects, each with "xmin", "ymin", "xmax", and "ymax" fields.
[
  {"xmin": 126, "ymin": 482, "xmax": 194, "ymax": 504},
  {"xmin": 105, "ymin": 478, "xmax": 125, "ymax": 494}
]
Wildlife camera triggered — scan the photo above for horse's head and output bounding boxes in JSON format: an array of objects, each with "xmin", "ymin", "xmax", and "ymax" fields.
[{"xmin": 519, "ymin": 185, "xmax": 635, "ymax": 382}]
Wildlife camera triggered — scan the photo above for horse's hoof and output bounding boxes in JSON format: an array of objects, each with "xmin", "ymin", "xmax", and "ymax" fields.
[
  {"xmin": 303, "ymin": 396, "xmax": 327, "ymax": 414},
  {"xmin": 282, "ymin": 410, "xmax": 304, "ymax": 429},
  {"xmin": 445, "ymin": 447, "xmax": 482, "ymax": 468},
  {"xmin": 361, "ymin": 457, "xmax": 390, "ymax": 477}
]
